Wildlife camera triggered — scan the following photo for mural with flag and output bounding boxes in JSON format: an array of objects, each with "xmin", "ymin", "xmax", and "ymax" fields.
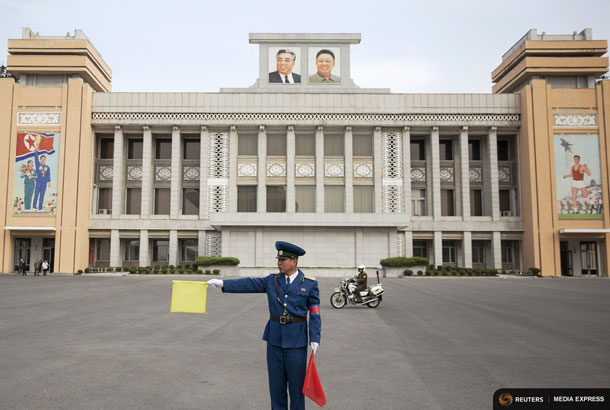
[
  {"xmin": 13, "ymin": 132, "xmax": 59, "ymax": 216},
  {"xmin": 554, "ymin": 134, "xmax": 603, "ymax": 219}
]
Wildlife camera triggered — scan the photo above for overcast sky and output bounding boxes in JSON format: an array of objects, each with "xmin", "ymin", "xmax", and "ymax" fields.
[{"xmin": 1, "ymin": 0, "xmax": 608, "ymax": 94}]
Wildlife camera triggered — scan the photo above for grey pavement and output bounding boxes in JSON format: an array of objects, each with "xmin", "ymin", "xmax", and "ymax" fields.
[{"xmin": 0, "ymin": 274, "xmax": 609, "ymax": 410}]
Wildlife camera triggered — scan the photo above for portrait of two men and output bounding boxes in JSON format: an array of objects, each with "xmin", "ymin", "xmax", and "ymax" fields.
[{"xmin": 269, "ymin": 47, "xmax": 341, "ymax": 84}]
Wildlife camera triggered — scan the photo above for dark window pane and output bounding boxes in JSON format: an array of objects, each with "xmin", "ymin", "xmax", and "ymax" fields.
[
  {"xmin": 153, "ymin": 240, "xmax": 169, "ymax": 262},
  {"xmin": 413, "ymin": 240, "xmax": 428, "ymax": 258},
  {"xmin": 468, "ymin": 139, "xmax": 480, "ymax": 161},
  {"xmin": 184, "ymin": 140, "xmax": 200, "ymax": 160},
  {"xmin": 238, "ymin": 186, "xmax": 257, "ymax": 212},
  {"xmin": 441, "ymin": 189, "xmax": 455, "ymax": 216},
  {"xmin": 154, "ymin": 188, "xmax": 170, "ymax": 215},
  {"xmin": 325, "ymin": 186, "xmax": 345, "ymax": 212},
  {"xmin": 238, "ymin": 132, "xmax": 257, "ymax": 155},
  {"xmin": 126, "ymin": 188, "xmax": 141, "ymax": 214},
  {"xmin": 267, "ymin": 186, "xmax": 286, "ymax": 212},
  {"xmin": 128, "ymin": 139, "xmax": 143, "ymax": 159},
  {"xmin": 181, "ymin": 239, "xmax": 198, "ymax": 262},
  {"xmin": 156, "ymin": 138, "xmax": 172, "ymax": 159},
  {"xmin": 354, "ymin": 186, "xmax": 374, "ymax": 213},
  {"xmin": 267, "ymin": 133, "xmax": 287, "ymax": 156},
  {"xmin": 183, "ymin": 188, "xmax": 199, "ymax": 215},
  {"xmin": 410, "ymin": 140, "xmax": 425, "ymax": 161},
  {"xmin": 439, "ymin": 139, "xmax": 453, "ymax": 160},
  {"xmin": 324, "ymin": 133, "xmax": 344, "ymax": 156},
  {"xmin": 500, "ymin": 189, "xmax": 511, "ymax": 214},
  {"xmin": 470, "ymin": 189, "xmax": 483, "ymax": 216},
  {"xmin": 100, "ymin": 138, "xmax": 114, "ymax": 159},
  {"xmin": 295, "ymin": 186, "xmax": 315, "ymax": 212},
  {"xmin": 98, "ymin": 188, "xmax": 112, "ymax": 214},
  {"xmin": 296, "ymin": 132, "xmax": 315, "ymax": 156},
  {"xmin": 353, "ymin": 133, "xmax": 373, "ymax": 156},
  {"xmin": 497, "ymin": 140, "xmax": 510, "ymax": 161}
]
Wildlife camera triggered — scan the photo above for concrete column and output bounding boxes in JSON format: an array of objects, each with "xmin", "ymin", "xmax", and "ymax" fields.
[
  {"xmin": 139, "ymin": 230, "xmax": 149, "ymax": 267},
  {"xmin": 402, "ymin": 127, "xmax": 412, "ymax": 217},
  {"xmin": 315, "ymin": 126, "xmax": 324, "ymax": 213},
  {"xmin": 404, "ymin": 231, "xmax": 413, "ymax": 257},
  {"xmin": 111, "ymin": 126, "xmax": 124, "ymax": 217},
  {"xmin": 110, "ymin": 229, "xmax": 120, "ymax": 268},
  {"xmin": 354, "ymin": 228, "xmax": 363, "ymax": 268},
  {"xmin": 255, "ymin": 227, "xmax": 264, "ymax": 267},
  {"xmin": 170, "ymin": 126, "xmax": 182, "ymax": 218},
  {"xmin": 345, "ymin": 126, "xmax": 353, "ymax": 213},
  {"xmin": 388, "ymin": 227, "xmax": 397, "ymax": 258},
  {"xmin": 257, "ymin": 126, "xmax": 267, "ymax": 213},
  {"xmin": 431, "ymin": 127, "xmax": 441, "ymax": 219},
  {"xmin": 487, "ymin": 127, "xmax": 500, "ymax": 220},
  {"xmin": 433, "ymin": 231, "xmax": 443, "ymax": 267},
  {"xmin": 286, "ymin": 126, "xmax": 296, "ymax": 213},
  {"xmin": 228, "ymin": 126, "xmax": 238, "ymax": 213},
  {"xmin": 169, "ymin": 230, "xmax": 178, "ymax": 266},
  {"xmin": 373, "ymin": 126, "xmax": 383, "ymax": 213},
  {"xmin": 459, "ymin": 127, "xmax": 470, "ymax": 220},
  {"xmin": 141, "ymin": 126, "xmax": 153, "ymax": 217},
  {"xmin": 199, "ymin": 126, "xmax": 209, "ymax": 219},
  {"xmin": 198, "ymin": 230, "xmax": 206, "ymax": 258},
  {"xmin": 492, "ymin": 231, "xmax": 502, "ymax": 270},
  {"xmin": 463, "ymin": 231, "xmax": 472, "ymax": 268}
]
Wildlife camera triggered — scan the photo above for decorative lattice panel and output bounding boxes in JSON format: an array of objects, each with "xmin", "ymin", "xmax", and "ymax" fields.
[
  {"xmin": 208, "ymin": 185, "xmax": 228, "ymax": 213},
  {"xmin": 382, "ymin": 132, "xmax": 404, "ymax": 213},
  {"xmin": 469, "ymin": 167, "xmax": 482, "ymax": 183},
  {"xmin": 98, "ymin": 165, "xmax": 113, "ymax": 181},
  {"xmin": 205, "ymin": 232, "xmax": 222, "ymax": 256},
  {"xmin": 383, "ymin": 185, "xmax": 404, "ymax": 213},
  {"xmin": 127, "ymin": 166, "xmax": 142, "ymax": 181},
  {"xmin": 183, "ymin": 166, "xmax": 201, "ymax": 181},
  {"xmin": 155, "ymin": 166, "xmax": 171, "ymax": 181},
  {"xmin": 208, "ymin": 132, "xmax": 229, "ymax": 178}
]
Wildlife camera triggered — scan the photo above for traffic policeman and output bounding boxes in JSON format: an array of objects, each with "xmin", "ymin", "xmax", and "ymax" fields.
[
  {"xmin": 207, "ymin": 241, "xmax": 321, "ymax": 410},
  {"xmin": 351, "ymin": 264, "xmax": 368, "ymax": 302}
]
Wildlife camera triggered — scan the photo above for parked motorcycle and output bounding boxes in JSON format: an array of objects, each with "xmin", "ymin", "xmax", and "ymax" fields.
[{"xmin": 330, "ymin": 270, "xmax": 384, "ymax": 308}]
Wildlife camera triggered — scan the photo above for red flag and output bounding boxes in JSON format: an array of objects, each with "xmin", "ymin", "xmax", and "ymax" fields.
[
  {"xmin": 16, "ymin": 133, "xmax": 55, "ymax": 161},
  {"xmin": 302, "ymin": 352, "xmax": 326, "ymax": 407}
]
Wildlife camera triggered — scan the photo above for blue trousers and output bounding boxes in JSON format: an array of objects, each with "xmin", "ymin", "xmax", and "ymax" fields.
[
  {"xmin": 266, "ymin": 343, "xmax": 307, "ymax": 410},
  {"xmin": 33, "ymin": 183, "xmax": 47, "ymax": 210}
]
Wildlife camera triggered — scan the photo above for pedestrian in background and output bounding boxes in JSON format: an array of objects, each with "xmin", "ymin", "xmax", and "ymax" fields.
[
  {"xmin": 18, "ymin": 258, "xmax": 26, "ymax": 276},
  {"xmin": 34, "ymin": 259, "xmax": 41, "ymax": 276},
  {"xmin": 42, "ymin": 259, "xmax": 49, "ymax": 276}
]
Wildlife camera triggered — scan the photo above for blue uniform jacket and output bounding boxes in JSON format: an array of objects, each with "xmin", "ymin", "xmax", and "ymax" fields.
[
  {"xmin": 222, "ymin": 269, "xmax": 321, "ymax": 348},
  {"xmin": 34, "ymin": 151, "xmax": 51, "ymax": 184}
]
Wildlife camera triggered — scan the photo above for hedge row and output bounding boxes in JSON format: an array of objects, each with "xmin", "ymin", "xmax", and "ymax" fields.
[
  {"xmin": 379, "ymin": 257, "xmax": 429, "ymax": 267},
  {"xmin": 195, "ymin": 256, "xmax": 240, "ymax": 266}
]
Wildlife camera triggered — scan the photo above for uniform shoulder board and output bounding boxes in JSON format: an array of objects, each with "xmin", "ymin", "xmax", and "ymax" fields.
[{"xmin": 304, "ymin": 275, "xmax": 317, "ymax": 281}]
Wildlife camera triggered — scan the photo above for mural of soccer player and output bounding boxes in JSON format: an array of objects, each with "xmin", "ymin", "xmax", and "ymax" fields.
[
  {"xmin": 33, "ymin": 147, "xmax": 51, "ymax": 211},
  {"xmin": 563, "ymin": 154, "xmax": 591, "ymax": 209}
]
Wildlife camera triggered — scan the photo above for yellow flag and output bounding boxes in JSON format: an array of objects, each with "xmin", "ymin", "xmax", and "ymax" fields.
[{"xmin": 170, "ymin": 281, "xmax": 208, "ymax": 314}]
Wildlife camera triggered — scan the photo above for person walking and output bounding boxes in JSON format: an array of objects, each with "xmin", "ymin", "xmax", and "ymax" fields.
[
  {"xmin": 18, "ymin": 258, "xmax": 26, "ymax": 276},
  {"xmin": 34, "ymin": 259, "xmax": 41, "ymax": 276},
  {"xmin": 207, "ymin": 241, "xmax": 321, "ymax": 410},
  {"xmin": 42, "ymin": 259, "xmax": 49, "ymax": 276}
]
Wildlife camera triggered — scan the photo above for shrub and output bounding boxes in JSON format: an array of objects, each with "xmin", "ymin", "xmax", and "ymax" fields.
[
  {"xmin": 425, "ymin": 270, "xmax": 432, "ymax": 276},
  {"xmin": 437, "ymin": 265, "xmax": 443, "ymax": 270},
  {"xmin": 417, "ymin": 270, "xmax": 424, "ymax": 276},
  {"xmin": 76, "ymin": 270, "xmax": 83, "ymax": 275},
  {"xmin": 129, "ymin": 267, "xmax": 137, "ymax": 274},
  {"xmin": 528, "ymin": 267, "xmax": 542, "ymax": 276},
  {"xmin": 379, "ymin": 257, "xmax": 429, "ymax": 267},
  {"xmin": 84, "ymin": 268, "xmax": 90, "ymax": 273},
  {"xmin": 197, "ymin": 269, "xmax": 203, "ymax": 274},
  {"xmin": 404, "ymin": 269, "xmax": 414, "ymax": 276},
  {"xmin": 212, "ymin": 269, "xmax": 220, "ymax": 275},
  {"xmin": 196, "ymin": 256, "xmax": 240, "ymax": 266}
]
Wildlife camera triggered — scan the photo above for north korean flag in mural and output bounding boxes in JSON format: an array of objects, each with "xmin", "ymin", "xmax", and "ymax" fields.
[{"xmin": 16, "ymin": 132, "xmax": 55, "ymax": 162}]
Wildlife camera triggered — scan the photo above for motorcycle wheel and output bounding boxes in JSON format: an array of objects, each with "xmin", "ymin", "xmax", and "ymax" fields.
[
  {"xmin": 330, "ymin": 292, "xmax": 347, "ymax": 309},
  {"xmin": 366, "ymin": 298, "xmax": 381, "ymax": 308}
]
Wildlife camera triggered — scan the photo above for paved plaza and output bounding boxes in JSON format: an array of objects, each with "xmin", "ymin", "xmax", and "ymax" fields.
[{"xmin": 0, "ymin": 274, "xmax": 609, "ymax": 410}]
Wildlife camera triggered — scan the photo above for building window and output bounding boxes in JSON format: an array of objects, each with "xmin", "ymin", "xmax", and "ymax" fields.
[
  {"xmin": 126, "ymin": 188, "xmax": 141, "ymax": 215},
  {"xmin": 295, "ymin": 185, "xmax": 315, "ymax": 212},
  {"xmin": 470, "ymin": 189, "xmax": 483, "ymax": 216},
  {"xmin": 412, "ymin": 189, "xmax": 427, "ymax": 216},
  {"xmin": 497, "ymin": 140, "xmax": 510, "ymax": 161},
  {"xmin": 499, "ymin": 190, "xmax": 511, "ymax": 216},
  {"xmin": 237, "ymin": 186, "xmax": 257, "ymax": 212},
  {"xmin": 155, "ymin": 138, "xmax": 172, "ymax": 160},
  {"xmin": 124, "ymin": 240, "xmax": 140, "ymax": 262},
  {"xmin": 267, "ymin": 186, "xmax": 286, "ymax": 212},
  {"xmin": 501, "ymin": 242, "xmax": 514, "ymax": 264},
  {"xmin": 238, "ymin": 132, "xmax": 257, "ymax": 156},
  {"xmin": 354, "ymin": 185, "xmax": 374, "ymax": 213},
  {"xmin": 93, "ymin": 238, "xmax": 110, "ymax": 266},
  {"xmin": 183, "ymin": 139, "xmax": 200, "ymax": 160},
  {"xmin": 413, "ymin": 240, "xmax": 428, "ymax": 258},
  {"xmin": 98, "ymin": 188, "xmax": 112, "ymax": 214},
  {"xmin": 295, "ymin": 132, "xmax": 315, "ymax": 156},
  {"xmin": 100, "ymin": 138, "xmax": 114, "ymax": 159},
  {"xmin": 128, "ymin": 139, "xmax": 143, "ymax": 159},
  {"xmin": 152, "ymin": 239, "xmax": 169, "ymax": 263},
  {"xmin": 182, "ymin": 188, "xmax": 199, "ymax": 215},
  {"xmin": 353, "ymin": 133, "xmax": 373, "ymax": 156},
  {"xmin": 442, "ymin": 240, "xmax": 457, "ymax": 264},
  {"xmin": 441, "ymin": 189, "xmax": 455, "ymax": 216},
  {"xmin": 154, "ymin": 188, "xmax": 170, "ymax": 215},
  {"xmin": 468, "ymin": 139, "xmax": 481, "ymax": 161},
  {"xmin": 180, "ymin": 239, "xmax": 198, "ymax": 262},
  {"xmin": 324, "ymin": 133, "xmax": 344, "ymax": 156},
  {"xmin": 439, "ymin": 139, "xmax": 453, "ymax": 160},
  {"xmin": 410, "ymin": 140, "xmax": 425, "ymax": 161},
  {"xmin": 472, "ymin": 240, "xmax": 486, "ymax": 264},
  {"xmin": 325, "ymin": 185, "xmax": 345, "ymax": 213},
  {"xmin": 267, "ymin": 133, "xmax": 287, "ymax": 156}
]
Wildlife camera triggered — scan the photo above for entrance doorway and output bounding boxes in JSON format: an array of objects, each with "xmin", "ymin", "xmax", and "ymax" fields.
[
  {"xmin": 560, "ymin": 241, "xmax": 573, "ymax": 276},
  {"xmin": 14, "ymin": 238, "xmax": 31, "ymax": 272},
  {"xmin": 42, "ymin": 237, "xmax": 55, "ymax": 273},
  {"xmin": 580, "ymin": 242, "xmax": 598, "ymax": 275}
]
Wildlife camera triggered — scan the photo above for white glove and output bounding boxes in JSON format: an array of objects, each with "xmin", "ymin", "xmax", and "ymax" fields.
[
  {"xmin": 207, "ymin": 279, "xmax": 224, "ymax": 288},
  {"xmin": 310, "ymin": 342, "xmax": 319, "ymax": 354}
]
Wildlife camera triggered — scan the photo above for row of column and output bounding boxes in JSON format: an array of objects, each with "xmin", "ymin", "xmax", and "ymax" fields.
[
  {"xmin": 109, "ymin": 229, "xmax": 208, "ymax": 267},
  {"xmin": 111, "ymin": 125, "xmax": 210, "ymax": 218},
  {"xmin": 404, "ymin": 230, "xmax": 503, "ymax": 269}
]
